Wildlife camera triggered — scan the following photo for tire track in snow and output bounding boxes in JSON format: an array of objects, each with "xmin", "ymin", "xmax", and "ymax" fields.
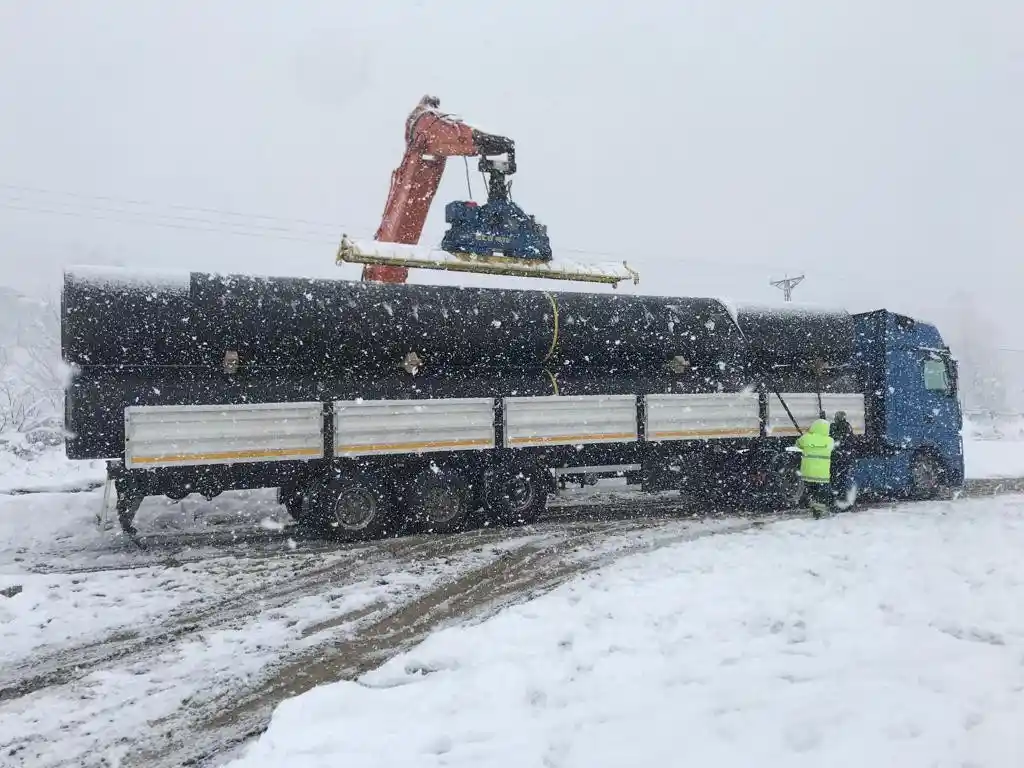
[
  {"xmin": 126, "ymin": 516, "xmax": 784, "ymax": 767},
  {"xmin": 7, "ymin": 477, "xmax": 1021, "ymax": 701},
  {"xmin": 5, "ymin": 479, "xmax": 1023, "ymax": 767},
  {"xmin": 120, "ymin": 478, "xmax": 1024, "ymax": 767},
  {"xmin": 0, "ymin": 526, "xmax": 530, "ymax": 703}
]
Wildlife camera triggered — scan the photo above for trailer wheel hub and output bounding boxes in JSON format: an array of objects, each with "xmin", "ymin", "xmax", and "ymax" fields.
[
  {"xmin": 421, "ymin": 486, "xmax": 465, "ymax": 525},
  {"xmin": 332, "ymin": 488, "xmax": 377, "ymax": 530},
  {"xmin": 507, "ymin": 475, "xmax": 534, "ymax": 511}
]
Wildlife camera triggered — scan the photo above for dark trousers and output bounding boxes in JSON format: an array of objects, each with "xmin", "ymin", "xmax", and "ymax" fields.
[
  {"xmin": 832, "ymin": 449, "xmax": 853, "ymax": 493},
  {"xmin": 805, "ymin": 481, "xmax": 832, "ymax": 517}
]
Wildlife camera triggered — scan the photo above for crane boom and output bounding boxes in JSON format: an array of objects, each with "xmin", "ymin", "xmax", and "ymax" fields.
[
  {"xmin": 346, "ymin": 96, "xmax": 639, "ymax": 287},
  {"xmin": 363, "ymin": 96, "xmax": 513, "ymax": 283}
]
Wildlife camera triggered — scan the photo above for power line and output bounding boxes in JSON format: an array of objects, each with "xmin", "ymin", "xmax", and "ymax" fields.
[
  {"xmin": 0, "ymin": 182, "xmax": 353, "ymax": 232},
  {"xmin": 0, "ymin": 200, "xmax": 349, "ymax": 245},
  {"xmin": 0, "ymin": 181, "xmax": 807, "ymax": 276}
]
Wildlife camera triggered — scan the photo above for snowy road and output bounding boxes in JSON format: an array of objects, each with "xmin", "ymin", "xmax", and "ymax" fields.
[
  {"xmin": 1, "ymin": 480, "xmax": 1023, "ymax": 767},
  {"xmin": 230, "ymin": 493, "xmax": 1024, "ymax": 768}
]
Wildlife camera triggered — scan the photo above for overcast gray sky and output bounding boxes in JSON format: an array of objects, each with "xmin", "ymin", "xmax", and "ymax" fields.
[{"xmin": 0, "ymin": 1, "xmax": 1021, "ymax": 361}]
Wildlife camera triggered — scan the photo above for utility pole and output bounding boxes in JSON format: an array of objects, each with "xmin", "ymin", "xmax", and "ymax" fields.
[{"xmin": 770, "ymin": 274, "xmax": 804, "ymax": 302}]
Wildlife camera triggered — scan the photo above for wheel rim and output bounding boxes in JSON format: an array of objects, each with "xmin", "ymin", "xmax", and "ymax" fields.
[
  {"xmin": 506, "ymin": 473, "xmax": 535, "ymax": 512},
  {"xmin": 773, "ymin": 462, "xmax": 804, "ymax": 507},
  {"xmin": 422, "ymin": 485, "xmax": 465, "ymax": 525},
  {"xmin": 781, "ymin": 470, "xmax": 805, "ymax": 507},
  {"xmin": 333, "ymin": 488, "xmax": 377, "ymax": 530}
]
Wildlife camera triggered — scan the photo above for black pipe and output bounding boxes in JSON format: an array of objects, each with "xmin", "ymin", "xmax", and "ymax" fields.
[{"xmin": 61, "ymin": 269, "xmax": 748, "ymax": 375}]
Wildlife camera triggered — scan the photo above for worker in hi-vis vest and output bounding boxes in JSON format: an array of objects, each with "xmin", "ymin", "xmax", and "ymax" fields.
[{"xmin": 796, "ymin": 418, "xmax": 836, "ymax": 518}]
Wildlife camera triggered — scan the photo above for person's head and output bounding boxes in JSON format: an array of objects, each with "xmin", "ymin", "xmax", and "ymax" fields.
[
  {"xmin": 808, "ymin": 418, "xmax": 830, "ymax": 436},
  {"xmin": 419, "ymin": 94, "xmax": 440, "ymax": 109},
  {"xmin": 834, "ymin": 410, "xmax": 848, "ymax": 423}
]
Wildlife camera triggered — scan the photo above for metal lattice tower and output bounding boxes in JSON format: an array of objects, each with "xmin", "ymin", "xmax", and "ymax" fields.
[{"xmin": 770, "ymin": 274, "xmax": 805, "ymax": 302}]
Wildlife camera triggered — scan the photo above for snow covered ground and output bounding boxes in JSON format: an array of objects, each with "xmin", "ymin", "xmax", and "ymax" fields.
[
  {"xmin": 230, "ymin": 494, "xmax": 1024, "ymax": 768},
  {"xmin": 0, "ymin": 432, "xmax": 103, "ymax": 495},
  {"xmin": 2, "ymin": 421, "xmax": 1024, "ymax": 766}
]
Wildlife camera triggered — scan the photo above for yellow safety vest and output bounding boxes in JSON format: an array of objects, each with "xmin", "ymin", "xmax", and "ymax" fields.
[{"xmin": 796, "ymin": 419, "xmax": 835, "ymax": 484}]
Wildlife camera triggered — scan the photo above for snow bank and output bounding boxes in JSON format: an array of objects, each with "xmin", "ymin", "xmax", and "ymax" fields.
[
  {"xmin": 963, "ymin": 413, "xmax": 1024, "ymax": 442},
  {"xmin": 230, "ymin": 496, "xmax": 1024, "ymax": 768},
  {"xmin": 0, "ymin": 433, "xmax": 104, "ymax": 494},
  {"xmin": 963, "ymin": 414, "xmax": 1024, "ymax": 478}
]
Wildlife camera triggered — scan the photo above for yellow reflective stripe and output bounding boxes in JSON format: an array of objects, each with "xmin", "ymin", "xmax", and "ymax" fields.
[
  {"xmin": 336, "ymin": 438, "xmax": 492, "ymax": 453},
  {"xmin": 131, "ymin": 447, "xmax": 322, "ymax": 464},
  {"xmin": 509, "ymin": 432, "xmax": 636, "ymax": 445},
  {"xmin": 652, "ymin": 428, "xmax": 761, "ymax": 439}
]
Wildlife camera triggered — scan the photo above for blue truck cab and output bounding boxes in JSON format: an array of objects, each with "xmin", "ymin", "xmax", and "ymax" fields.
[{"xmin": 847, "ymin": 310, "xmax": 964, "ymax": 498}]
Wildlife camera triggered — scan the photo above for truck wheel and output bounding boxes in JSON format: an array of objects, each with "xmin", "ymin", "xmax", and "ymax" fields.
[
  {"xmin": 309, "ymin": 468, "xmax": 397, "ymax": 541},
  {"xmin": 763, "ymin": 452, "xmax": 804, "ymax": 511},
  {"xmin": 277, "ymin": 484, "xmax": 304, "ymax": 522},
  {"xmin": 910, "ymin": 452, "xmax": 945, "ymax": 500},
  {"xmin": 485, "ymin": 462, "xmax": 548, "ymax": 526},
  {"xmin": 405, "ymin": 465, "xmax": 474, "ymax": 534}
]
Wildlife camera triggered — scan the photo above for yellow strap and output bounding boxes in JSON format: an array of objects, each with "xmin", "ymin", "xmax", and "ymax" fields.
[
  {"xmin": 543, "ymin": 292, "xmax": 559, "ymax": 362},
  {"xmin": 545, "ymin": 369, "xmax": 560, "ymax": 395}
]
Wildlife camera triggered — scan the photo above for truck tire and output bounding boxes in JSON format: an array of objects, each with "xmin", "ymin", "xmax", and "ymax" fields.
[
  {"xmin": 277, "ymin": 483, "xmax": 305, "ymax": 522},
  {"xmin": 762, "ymin": 451, "xmax": 804, "ymax": 511},
  {"xmin": 484, "ymin": 462, "xmax": 548, "ymax": 526},
  {"xmin": 308, "ymin": 468, "xmax": 397, "ymax": 541},
  {"xmin": 405, "ymin": 464, "xmax": 475, "ymax": 534},
  {"xmin": 909, "ymin": 452, "xmax": 945, "ymax": 500}
]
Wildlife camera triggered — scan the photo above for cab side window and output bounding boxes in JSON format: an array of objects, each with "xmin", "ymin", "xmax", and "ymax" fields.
[{"xmin": 922, "ymin": 359, "xmax": 952, "ymax": 395}]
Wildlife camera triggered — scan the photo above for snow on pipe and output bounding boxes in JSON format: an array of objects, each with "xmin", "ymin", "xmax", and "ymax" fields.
[{"xmin": 336, "ymin": 235, "xmax": 640, "ymax": 286}]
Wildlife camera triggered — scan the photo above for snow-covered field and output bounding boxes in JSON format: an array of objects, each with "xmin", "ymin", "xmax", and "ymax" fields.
[
  {"xmin": 230, "ymin": 495, "xmax": 1024, "ymax": 768},
  {"xmin": 2, "ymin": 422, "xmax": 1024, "ymax": 766}
]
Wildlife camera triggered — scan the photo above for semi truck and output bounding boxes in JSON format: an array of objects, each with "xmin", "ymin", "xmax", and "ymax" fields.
[{"xmin": 61, "ymin": 267, "xmax": 964, "ymax": 539}]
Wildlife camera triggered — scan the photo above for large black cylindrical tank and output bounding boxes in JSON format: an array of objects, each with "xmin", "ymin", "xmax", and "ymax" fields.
[
  {"xmin": 62, "ymin": 268, "xmax": 748, "ymax": 376},
  {"xmin": 735, "ymin": 304, "xmax": 855, "ymax": 371}
]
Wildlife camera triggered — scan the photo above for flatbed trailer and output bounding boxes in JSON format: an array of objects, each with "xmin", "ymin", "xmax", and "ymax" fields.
[{"xmin": 61, "ymin": 268, "xmax": 964, "ymax": 538}]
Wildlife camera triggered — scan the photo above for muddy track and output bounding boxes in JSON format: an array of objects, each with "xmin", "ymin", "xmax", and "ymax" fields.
[
  {"xmin": 125, "ymin": 516, "xmax": 772, "ymax": 767},
  {"xmin": 124, "ymin": 479, "xmax": 1024, "ymax": 767},
  {"xmin": 26, "ymin": 478, "xmax": 1022, "ymax": 576},
  {"xmin": 0, "ymin": 526, "xmax": 528, "ymax": 703},
  {"xmin": 5, "ymin": 478, "xmax": 1022, "ymax": 767},
  {"xmin": 8, "ymin": 478, "xmax": 1020, "ymax": 699},
  {"xmin": 24, "ymin": 494, "xmax": 702, "ymax": 577}
]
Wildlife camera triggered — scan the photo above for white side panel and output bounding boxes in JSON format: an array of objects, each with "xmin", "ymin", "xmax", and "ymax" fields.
[
  {"xmin": 821, "ymin": 393, "xmax": 866, "ymax": 434},
  {"xmin": 124, "ymin": 402, "xmax": 324, "ymax": 468},
  {"xmin": 644, "ymin": 393, "xmax": 761, "ymax": 441},
  {"xmin": 504, "ymin": 395, "xmax": 637, "ymax": 448},
  {"xmin": 768, "ymin": 393, "xmax": 866, "ymax": 436},
  {"xmin": 334, "ymin": 398, "xmax": 495, "ymax": 457}
]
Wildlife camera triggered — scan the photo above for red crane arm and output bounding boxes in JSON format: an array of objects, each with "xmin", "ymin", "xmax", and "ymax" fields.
[{"xmin": 362, "ymin": 97, "xmax": 512, "ymax": 284}]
